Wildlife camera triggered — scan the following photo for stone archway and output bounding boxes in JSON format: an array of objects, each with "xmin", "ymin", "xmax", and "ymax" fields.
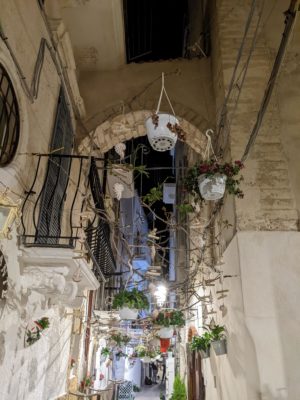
[{"xmin": 78, "ymin": 110, "xmax": 208, "ymax": 155}]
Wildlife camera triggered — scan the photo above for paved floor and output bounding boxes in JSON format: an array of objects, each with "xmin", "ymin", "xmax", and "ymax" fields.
[{"xmin": 135, "ymin": 382, "xmax": 165, "ymax": 399}]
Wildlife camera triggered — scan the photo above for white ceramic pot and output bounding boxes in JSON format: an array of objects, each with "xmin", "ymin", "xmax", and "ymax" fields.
[
  {"xmin": 145, "ymin": 113, "xmax": 178, "ymax": 152},
  {"xmin": 119, "ymin": 307, "xmax": 138, "ymax": 320},
  {"xmin": 198, "ymin": 173, "xmax": 227, "ymax": 201},
  {"xmin": 158, "ymin": 327, "xmax": 174, "ymax": 339}
]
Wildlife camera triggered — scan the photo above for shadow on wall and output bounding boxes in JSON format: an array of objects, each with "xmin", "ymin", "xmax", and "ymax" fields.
[{"xmin": 260, "ymin": 385, "xmax": 288, "ymax": 400}]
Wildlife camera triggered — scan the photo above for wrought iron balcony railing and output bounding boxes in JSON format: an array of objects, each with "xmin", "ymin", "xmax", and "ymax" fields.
[{"xmin": 20, "ymin": 154, "xmax": 116, "ymax": 280}]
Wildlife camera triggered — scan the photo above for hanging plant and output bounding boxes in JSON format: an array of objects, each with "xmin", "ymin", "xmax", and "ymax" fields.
[
  {"xmin": 190, "ymin": 332, "xmax": 212, "ymax": 358},
  {"xmin": 184, "ymin": 159, "xmax": 244, "ymax": 201},
  {"xmin": 112, "ymin": 288, "xmax": 149, "ymax": 311},
  {"xmin": 210, "ymin": 324, "xmax": 227, "ymax": 356},
  {"xmin": 110, "ymin": 332, "xmax": 131, "ymax": 347},
  {"xmin": 155, "ymin": 310, "xmax": 185, "ymax": 328},
  {"xmin": 145, "ymin": 73, "xmax": 186, "ymax": 152},
  {"xmin": 101, "ymin": 347, "xmax": 111, "ymax": 358}
]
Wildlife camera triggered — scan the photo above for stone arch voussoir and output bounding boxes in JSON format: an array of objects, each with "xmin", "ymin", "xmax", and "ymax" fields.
[{"xmin": 79, "ymin": 109, "xmax": 210, "ymax": 156}]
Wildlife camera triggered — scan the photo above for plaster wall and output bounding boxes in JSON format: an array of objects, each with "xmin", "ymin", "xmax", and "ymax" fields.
[
  {"xmin": 202, "ymin": 231, "xmax": 300, "ymax": 400},
  {"xmin": 0, "ymin": 2, "xmax": 85, "ymax": 399}
]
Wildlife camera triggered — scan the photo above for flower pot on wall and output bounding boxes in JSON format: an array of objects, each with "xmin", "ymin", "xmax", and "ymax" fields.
[
  {"xmin": 158, "ymin": 327, "xmax": 174, "ymax": 339},
  {"xmin": 119, "ymin": 307, "xmax": 138, "ymax": 320},
  {"xmin": 145, "ymin": 113, "xmax": 178, "ymax": 152},
  {"xmin": 200, "ymin": 348, "xmax": 210, "ymax": 359},
  {"xmin": 211, "ymin": 339, "xmax": 227, "ymax": 356},
  {"xmin": 198, "ymin": 173, "xmax": 227, "ymax": 201}
]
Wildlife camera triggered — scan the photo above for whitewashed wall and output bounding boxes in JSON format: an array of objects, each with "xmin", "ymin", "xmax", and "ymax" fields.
[{"xmin": 202, "ymin": 232, "xmax": 300, "ymax": 400}]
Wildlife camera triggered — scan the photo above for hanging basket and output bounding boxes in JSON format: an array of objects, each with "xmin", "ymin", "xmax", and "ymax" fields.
[
  {"xmin": 198, "ymin": 173, "xmax": 227, "ymax": 201},
  {"xmin": 160, "ymin": 338, "xmax": 170, "ymax": 353},
  {"xmin": 211, "ymin": 339, "xmax": 227, "ymax": 356},
  {"xmin": 146, "ymin": 113, "xmax": 178, "ymax": 152},
  {"xmin": 119, "ymin": 307, "xmax": 138, "ymax": 320},
  {"xmin": 200, "ymin": 348, "xmax": 210, "ymax": 359},
  {"xmin": 158, "ymin": 326, "xmax": 174, "ymax": 339}
]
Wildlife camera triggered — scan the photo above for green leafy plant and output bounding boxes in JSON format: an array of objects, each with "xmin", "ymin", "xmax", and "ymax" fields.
[
  {"xmin": 184, "ymin": 160, "xmax": 244, "ymax": 200},
  {"xmin": 25, "ymin": 317, "xmax": 50, "ymax": 346},
  {"xmin": 142, "ymin": 184, "xmax": 163, "ymax": 205},
  {"xmin": 133, "ymin": 384, "xmax": 141, "ymax": 392},
  {"xmin": 170, "ymin": 375, "xmax": 187, "ymax": 400},
  {"xmin": 112, "ymin": 288, "xmax": 149, "ymax": 310},
  {"xmin": 210, "ymin": 325, "xmax": 226, "ymax": 341},
  {"xmin": 190, "ymin": 332, "xmax": 212, "ymax": 352},
  {"xmin": 110, "ymin": 332, "xmax": 131, "ymax": 346},
  {"xmin": 101, "ymin": 347, "xmax": 111, "ymax": 357},
  {"xmin": 155, "ymin": 310, "xmax": 185, "ymax": 328},
  {"xmin": 177, "ymin": 203, "xmax": 195, "ymax": 216}
]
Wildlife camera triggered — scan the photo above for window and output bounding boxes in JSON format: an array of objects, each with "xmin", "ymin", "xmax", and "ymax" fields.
[{"xmin": 0, "ymin": 64, "xmax": 20, "ymax": 166}]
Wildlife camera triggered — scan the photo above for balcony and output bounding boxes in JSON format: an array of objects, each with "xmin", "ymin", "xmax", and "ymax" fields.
[{"xmin": 20, "ymin": 154, "xmax": 117, "ymax": 306}]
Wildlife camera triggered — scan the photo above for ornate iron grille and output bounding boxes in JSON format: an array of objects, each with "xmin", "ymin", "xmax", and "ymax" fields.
[
  {"xmin": 0, "ymin": 64, "xmax": 20, "ymax": 166},
  {"xmin": 86, "ymin": 158, "xmax": 116, "ymax": 277}
]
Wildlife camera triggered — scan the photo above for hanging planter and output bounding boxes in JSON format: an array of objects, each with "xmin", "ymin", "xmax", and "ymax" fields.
[
  {"xmin": 119, "ymin": 307, "xmax": 138, "ymax": 320},
  {"xmin": 145, "ymin": 73, "xmax": 185, "ymax": 152},
  {"xmin": 112, "ymin": 288, "xmax": 149, "ymax": 320},
  {"xmin": 210, "ymin": 325, "xmax": 227, "ymax": 356},
  {"xmin": 160, "ymin": 338, "xmax": 170, "ymax": 353},
  {"xmin": 158, "ymin": 326, "xmax": 174, "ymax": 339},
  {"xmin": 146, "ymin": 113, "xmax": 178, "ymax": 152},
  {"xmin": 190, "ymin": 333, "xmax": 212, "ymax": 359},
  {"xmin": 184, "ymin": 130, "xmax": 244, "ymax": 202},
  {"xmin": 197, "ymin": 173, "xmax": 227, "ymax": 201},
  {"xmin": 211, "ymin": 339, "xmax": 227, "ymax": 356},
  {"xmin": 154, "ymin": 310, "xmax": 185, "ymax": 338}
]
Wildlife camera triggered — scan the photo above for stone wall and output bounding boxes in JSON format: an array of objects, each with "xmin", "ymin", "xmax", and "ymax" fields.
[{"xmin": 214, "ymin": 0, "xmax": 298, "ymax": 231}]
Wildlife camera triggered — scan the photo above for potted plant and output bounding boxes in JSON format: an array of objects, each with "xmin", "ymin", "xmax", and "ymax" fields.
[
  {"xmin": 210, "ymin": 325, "xmax": 227, "ymax": 356},
  {"xmin": 155, "ymin": 310, "xmax": 185, "ymax": 338},
  {"xmin": 184, "ymin": 160, "xmax": 244, "ymax": 201},
  {"xmin": 190, "ymin": 332, "xmax": 212, "ymax": 359},
  {"xmin": 110, "ymin": 332, "xmax": 131, "ymax": 347},
  {"xmin": 25, "ymin": 317, "xmax": 50, "ymax": 346},
  {"xmin": 112, "ymin": 288, "xmax": 149, "ymax": 320},
  {"xmin": 100, "ymin": 347, "xmax": 111, "ymax": 362},
  {"xmin": 170, "ymin": 375, "xmax": 187, "ymax": 400}
]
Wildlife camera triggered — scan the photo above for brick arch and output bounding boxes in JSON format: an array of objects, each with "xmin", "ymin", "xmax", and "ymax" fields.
[{"xmin": 78, "ymin": 110, "xmax": 209, "ymax": 155}]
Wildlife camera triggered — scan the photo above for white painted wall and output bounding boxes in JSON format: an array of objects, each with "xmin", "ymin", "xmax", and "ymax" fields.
[{"xmin": 202, "ymin": 232, "xmax": 300, "ymax": 400}]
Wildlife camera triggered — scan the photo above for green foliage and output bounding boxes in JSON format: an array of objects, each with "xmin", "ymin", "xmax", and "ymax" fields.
[
  {"xmin": 155, "ymin": 310, "xmax": 185, "ymax": 328},
  {"xmin": 177, "ymin": 203, "xmax": 195, "ymax": 216},
  {"xmin": 112, "ymin": 288, "xmax": 149, "ymax": 310},
  {"xmin": 210, "ymin": 325, "xmax": 226, "ymax": 341},
  {"xmin": 142, "ymin": 184, "xmax": 163, "ymax": 205},
  {"xmin": 190, "ymin": 325, "xmax": 226, "ymax": 352},
  {"xmin": 101, "ymin": 347, "xmax": 111, "ymax": 357},
  {"xmin": 25, "ymin": 317, "xmax": 50, "ymax": 346},
  {"xmin": 184, "ymin": 160, "xmax": 244, "ymax": 200},
  {"xmin": 133, "ymin": 384, "xmax": 141, "ymax": 392},
  {"xmin": 110, "ymin": 332, "xmax": 131, "ymax": 346},
  {"xmin": 190, "ymin": 332, "xmax": 212, "ymax": 352},
  {"xmin": 170, "ymin": 375, "xmax": 187, "ymax": 400}
]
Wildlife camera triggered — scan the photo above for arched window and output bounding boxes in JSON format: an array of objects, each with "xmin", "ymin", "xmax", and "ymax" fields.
[{"xmin": 0, "ymin": 64, "xmax": 20, "ymax": 166}]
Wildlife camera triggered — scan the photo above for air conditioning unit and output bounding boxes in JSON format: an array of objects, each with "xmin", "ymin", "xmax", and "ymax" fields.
[{"xmin": 163, "ymin": 183, "xmax": 176, "ymax": 204}]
